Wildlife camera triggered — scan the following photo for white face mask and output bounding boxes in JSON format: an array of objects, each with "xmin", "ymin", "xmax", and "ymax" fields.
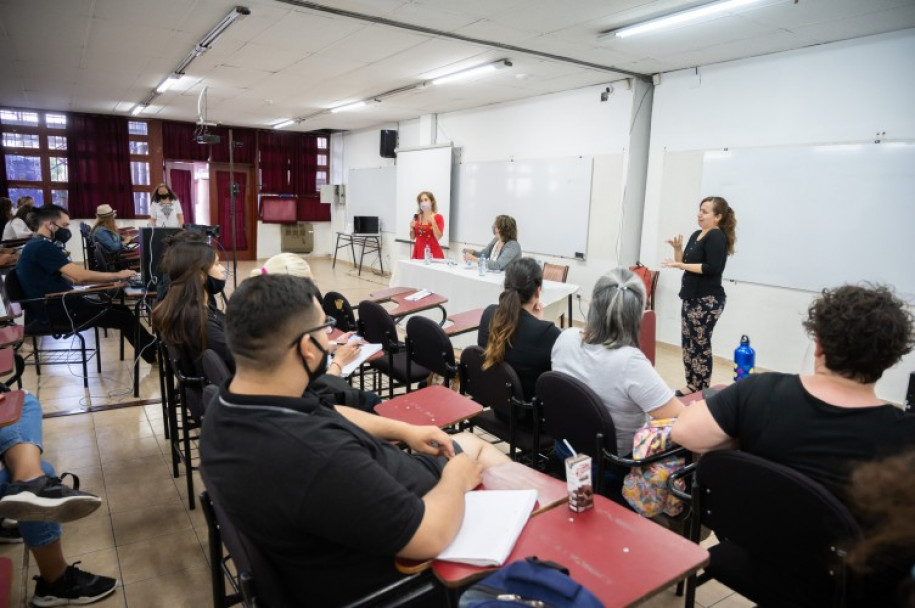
[{"xmin": 420, "ymin": 202, "xmax": 431, "ymax": 212}]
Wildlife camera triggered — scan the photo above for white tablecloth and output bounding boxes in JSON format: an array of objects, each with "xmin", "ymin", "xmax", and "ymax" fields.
[{"xmin": 390, "ymin": 260, "xmax": 579, "ymax": 345}]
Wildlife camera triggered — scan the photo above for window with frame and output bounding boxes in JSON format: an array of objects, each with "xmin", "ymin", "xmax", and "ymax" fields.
[
  {"xmin": 128, "ymin": 120, "xmax": 151, "ymax": 215},
  {"xmin": 315, "ymin": 135, "xmax": 329, "ymax": 192},
  {"xmin": 1, "ymin": 108, "xmax": 68, "ymax": 207}
]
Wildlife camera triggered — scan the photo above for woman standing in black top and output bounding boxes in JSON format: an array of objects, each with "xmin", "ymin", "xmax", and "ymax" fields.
[{"xmin": 663, "ymin": 196, "xmax": 737, "ymax": 394}]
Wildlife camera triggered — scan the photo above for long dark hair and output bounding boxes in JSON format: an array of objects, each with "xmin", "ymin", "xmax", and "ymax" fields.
[
  {"xmin": 703, "ymin": 196, "xmax": 737, "ymax": 255},
  {"xmin": 151, "ymin": 240, "xmax": 216, "ymax": 356},
  {"xmin": 0, "ymin": 198, "xmax": 12, "ymax": 221},
  {"xmin": 483, "ymin": 257, "xmax": 542, "ymax": 369}
]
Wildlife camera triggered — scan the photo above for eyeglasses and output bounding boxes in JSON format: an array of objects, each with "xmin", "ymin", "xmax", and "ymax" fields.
[{"xmin": 288, "ymin": 316, "xmax": 336, "ymax": 347}]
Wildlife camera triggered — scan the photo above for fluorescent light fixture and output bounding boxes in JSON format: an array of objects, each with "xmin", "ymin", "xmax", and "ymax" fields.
[
  {"xmin": 431, "ymin": 60, "xmax": 512, "ymax": 86},
  {"xmin": 155, "ymin": 74, "xmax": 182, "ymax": 93},
  {"xmin": 199, "ymin": 6, "xmax": 251, "ymax": 49},
  {"xmin": 814, "ymin": 144, "xmax": 863, "ymax": 153},
  {"xmin": 130, "ymin": 105, "xmax": 146, "ymax": 116},
  {"xmin": 273, "ymin": 119, "xmax": 295, "ymax": 129},
  {"xmin": 602, "ymin": 0, "xmax": 765, "ymax": 39},
  {"xmin": 330, "ymin": 100, "xmax": 369, "ymax": 113}
]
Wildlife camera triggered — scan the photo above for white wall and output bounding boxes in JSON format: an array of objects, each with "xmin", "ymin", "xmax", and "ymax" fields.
[
  {"xmin": 340, "ymin": 82, "xmax": 643, "ymax": 296},
  {"xmin": 640, "ymin": 29, "xmax": 915, "ymax": 402}
]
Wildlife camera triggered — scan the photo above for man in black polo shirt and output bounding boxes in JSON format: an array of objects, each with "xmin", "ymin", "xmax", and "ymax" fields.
[
  {"xmin": 17, "ymin": 205, "xmax": 156, "ymax": 363},
  {"xmin": 200, "ymin": 274, "xmax": 511, "ymax": 606}
]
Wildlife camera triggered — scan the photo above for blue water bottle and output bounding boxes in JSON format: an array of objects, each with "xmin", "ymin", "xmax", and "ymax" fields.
[
  {"xmin": 423, "ymin": 244, "xmax": 431, "ymax": 265},
  {"xmin": 478, "ymin": 253, "xmax": 487, "ymax": 276},
  {"xmin": 733, "ymin": 335, "xmax": 755, "ymax": 381}
]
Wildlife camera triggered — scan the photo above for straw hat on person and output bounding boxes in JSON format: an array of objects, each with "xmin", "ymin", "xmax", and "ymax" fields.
[{"xmin": 95, "ymin": 204, "xmax": 116, "ymax": 218}]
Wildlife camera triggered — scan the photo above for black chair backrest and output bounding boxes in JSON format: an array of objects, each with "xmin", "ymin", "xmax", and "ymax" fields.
[
  {"xmin": 3, "ymin": 269, "xmax": 25, "ymax": 303},
  {"xmin": 93, "ymin": 241, "xmax": 112, "ymax": 272},
  {"xmin": 459, "ymin": 345, "xmax": 523, "ymax": 418},
  {"xmin": 199, "ymin": 349, "xmax": 231, "ymax": 386},
  {"xmin": 164, "ymin": 341, "xmax": 206, "ymax": 418},
  {"xmin": 536, "ymin": 371, "xmax": 618, "ymax": 457},
  {"xmin": 323, "ymin": 291, "xmax": 357, "ymax": 333},
  {"xmin": 200, "ymin": 466, "xmax": 292, "ymax": 608},
  {"xmin": 357, "ymin": 300, "xmax": 397, "ymax": 348},
  {"xmin": 406, "ymin": 316, "xmax": 455, "ymax": 379},
  {"xmin": 698, "ymin": 451, "xmax": 862, "ymax": 587}
]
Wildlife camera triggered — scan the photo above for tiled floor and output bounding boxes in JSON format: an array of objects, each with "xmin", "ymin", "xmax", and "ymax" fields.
[{"xmin": 1, "ymin": 256, "xmax": 744, "ymax": 607}]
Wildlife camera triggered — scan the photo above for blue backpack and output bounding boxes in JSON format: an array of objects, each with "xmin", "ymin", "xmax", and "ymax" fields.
[{"xmin": 459, "ymin": 557, "xmax": 604, "ymax": 608}]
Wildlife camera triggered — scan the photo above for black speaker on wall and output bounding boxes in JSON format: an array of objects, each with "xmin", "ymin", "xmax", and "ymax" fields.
[{"xmin": 380, "ymin": 129, "xmax": 398, "ymax": 158}]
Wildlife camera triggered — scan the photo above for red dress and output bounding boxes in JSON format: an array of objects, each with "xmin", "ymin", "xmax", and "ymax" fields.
[{"xmin": 411, "ymin": 214, "xmax": 445, "ymax": 259}]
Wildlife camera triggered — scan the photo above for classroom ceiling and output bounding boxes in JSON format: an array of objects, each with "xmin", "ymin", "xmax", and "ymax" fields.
[{"xmin": 1, "ymin": 0, "xmax": 913, "ymax": 132}]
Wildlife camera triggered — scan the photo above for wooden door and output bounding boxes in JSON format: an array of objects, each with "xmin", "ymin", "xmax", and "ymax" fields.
[{"xmin": 209, "ymin": 164, "xmax": 257, "ymax": 261}]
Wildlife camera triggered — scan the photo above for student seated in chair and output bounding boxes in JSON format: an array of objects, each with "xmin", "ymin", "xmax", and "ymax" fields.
[
  {"xmin": 0, "ymin": 393, "xmax": 117, "ymax": 605},
  {"xmin": 89, "ymin": 204, "xmax": 134, "ymax": 254},
  {"xmin": 16, "ymin": 204, "xmax": 157, "ymax": 364},
  {"xmin": 200, "ymin": 275, "xmax": 511, "ymax": 606},
  {"xmin": 478, "ymin": 257, "xmax": 560, "ymax": 404},
  {"xmin": 672, "ymin": 283, "xmax": 915, "ymax": 504}
]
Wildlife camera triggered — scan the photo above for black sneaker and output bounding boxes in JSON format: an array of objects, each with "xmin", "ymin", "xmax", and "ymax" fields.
[
  {"xmin": 0, "ymin": 473, "xmax": 101, "ymax": 523},
  {"xmin": 32, "ymin": 562, "xmax": 118, "ymax": 607},
  {"xmin": 0, "ymin": 518, "xmax": 22, "ymax": 544}
]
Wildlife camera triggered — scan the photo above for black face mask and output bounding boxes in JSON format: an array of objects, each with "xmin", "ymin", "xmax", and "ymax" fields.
[
  {"xmin": 53, "ymin": 226, "xmax": 72, "ymax": 244},
  {"xmin": 297, "ymin": 335, "xmax": 329, "ymax": 385},
  {"xmin": 204, "ymin": 276, "xmax": 226, "ymax": 295}
]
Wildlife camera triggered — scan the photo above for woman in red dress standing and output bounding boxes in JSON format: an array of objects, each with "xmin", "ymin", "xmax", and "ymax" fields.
[{"xmin": 409, "ymin": 191, "xmax": 445, "ymax": 260}]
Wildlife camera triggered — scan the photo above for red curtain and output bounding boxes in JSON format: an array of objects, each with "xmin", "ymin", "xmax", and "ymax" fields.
[
  {"xmin": 258, "ymin": 131, "xmax": 294, "ymax": 194},
  {"xmin": 216, "ymin": 170, "xmax": 248, "ymax": 250},
  {"xmin": 162, "ymin": 121, "xmax": 256, "ymax": 164},
  {"xmin": 66, "ymin": 113, "xmax": 134, "ymax": 218},
  {"xmin": 168, "ymin": 168, "xmax": 195, "ymax": 224}
]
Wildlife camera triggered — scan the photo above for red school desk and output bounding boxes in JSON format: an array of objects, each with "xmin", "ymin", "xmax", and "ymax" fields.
[
  {"xmin": 374, "ymin": 385, "xmax": 482, "ymax": 428},
  {"xmin": 432, "ymin": 494, "xmax": 710, "ymax": 607}
]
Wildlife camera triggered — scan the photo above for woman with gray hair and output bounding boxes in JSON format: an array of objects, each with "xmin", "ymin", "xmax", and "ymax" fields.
[{"xmin": 551, "ymin": 267, "xmax": 684, "ymax": 460}]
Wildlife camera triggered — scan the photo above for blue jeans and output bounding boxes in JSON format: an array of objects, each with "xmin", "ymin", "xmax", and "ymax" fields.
[{"xmin": 0, "ymin": 393, "xmax": 62, "ymax": 548}]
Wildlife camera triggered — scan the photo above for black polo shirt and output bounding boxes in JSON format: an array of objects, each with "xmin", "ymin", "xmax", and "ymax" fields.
[{"xmin": 199, "ymin": 385, "xmax": 435, "ymax": 606}]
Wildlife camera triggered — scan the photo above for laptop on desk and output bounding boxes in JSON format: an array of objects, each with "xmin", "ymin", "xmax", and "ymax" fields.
[{"xmin": 353, "ymin": 216, "xmax": 380, "ymax": 236}]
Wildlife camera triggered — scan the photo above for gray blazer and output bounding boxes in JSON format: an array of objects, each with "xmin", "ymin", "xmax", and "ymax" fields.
[{"xmin": 470, "ymin": 238, "xmax": 522, "ymax": 271}]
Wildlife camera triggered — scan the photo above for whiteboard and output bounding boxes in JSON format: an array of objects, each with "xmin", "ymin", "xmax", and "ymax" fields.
[
  {"xmin": 700, "ymin": 143, "xmax": 915, "ymax": 296},
  {"xmin": 347, "ymin": 167, "xmax": 396, "ymax": 232},
  {"xmin": 453, "ymin": 157, "xmax": 592, "ymax": 259},
  {"xmin": 395, "ymin": 146, "xmax": 453, "ymax": 244}
]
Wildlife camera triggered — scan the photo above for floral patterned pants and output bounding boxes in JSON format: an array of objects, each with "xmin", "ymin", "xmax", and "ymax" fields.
[{"xmin": 681, "ymin": 295, "xmax": 726, "ymax": 392}]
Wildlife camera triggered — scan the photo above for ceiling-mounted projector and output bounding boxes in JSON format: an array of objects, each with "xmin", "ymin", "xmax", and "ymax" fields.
[{"xmin": 196, "ymin": 133, "xmax": 221, "ymax": 144}]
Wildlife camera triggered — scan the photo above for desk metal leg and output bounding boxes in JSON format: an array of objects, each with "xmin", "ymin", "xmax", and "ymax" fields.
[
  {"xmin": 333, "ymin": 233, "xmax": 342, "ymax": 268},
  {"xmin": 568, "ymin": 294, "xmax": 573, "ymax": 328},
  {"xmin": 376, "ymin": 237, "xmax": 384, "ymax": 275}
]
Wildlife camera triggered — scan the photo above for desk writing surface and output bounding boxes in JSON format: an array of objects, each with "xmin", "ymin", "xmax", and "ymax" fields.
[
  {"xmin": 0, "ymin": 325, "xmax": 24, "ymax": 348},
  {"xmin": 374, "ymin": 386, "xmax": 482, "ymax": 428},
  {"xmin": 391, "ymin": 260, "xmax": 577, "ymax": 345},
  {"xmin": 433, "ymin": 494, "xmax": 709, "ymax": 606}
]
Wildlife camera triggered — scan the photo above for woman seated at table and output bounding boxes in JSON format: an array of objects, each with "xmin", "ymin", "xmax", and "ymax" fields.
[
  {"xmin": 90, "ymin": 204, "xmax": 134, "ymax": 254},
  {"xmin": 478, "ymin": 257, "xmax": 560, "ymax": 406},
  {"xmin": 551, "ymin": 268, "xmax": 684, "ymax": 488},
  {"xmin": 2, "ymin": 196, "xmax": 35, "ymax": 240},
  {"xmin": 152, "ymin": 239, "xmax": 233, "ymax": 372},
  {"xmin": 409, "ymin": 190, "xmax": 444, "ymax": 260},
  {"xmin": 463, "ymin": 215, "xmax": 521, "ymax": 271}
]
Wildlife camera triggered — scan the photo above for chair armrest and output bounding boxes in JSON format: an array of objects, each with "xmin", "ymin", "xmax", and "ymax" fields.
[
  {"xmin": 667, "ymin": 461, "xmax": 698, "ymax": 502},
  {"xmin": 602, "ymin": 445, "xmax": 689, "ymax": 468}
]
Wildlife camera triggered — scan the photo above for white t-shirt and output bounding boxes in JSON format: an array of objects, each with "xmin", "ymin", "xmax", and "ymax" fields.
[
  {"xmin": 551, "ymin": 328, "xmax": 674, "ymax": 455},
  {"xmin": 2, "ymin": 218, "xmax": 32, "ymax": 240},
  {"xmin": 149, "ymin": 200, "xmax": 183, "ymax": 228}
]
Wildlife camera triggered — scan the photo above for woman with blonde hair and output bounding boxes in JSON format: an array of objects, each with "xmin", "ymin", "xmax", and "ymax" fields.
[
  {"xmin": 90, "ymin": 204, "xmax": 132, "ymax": 253},
  {"xmin": 250, "ymin": 252, "xmax": 313, "ymax": 280}
]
